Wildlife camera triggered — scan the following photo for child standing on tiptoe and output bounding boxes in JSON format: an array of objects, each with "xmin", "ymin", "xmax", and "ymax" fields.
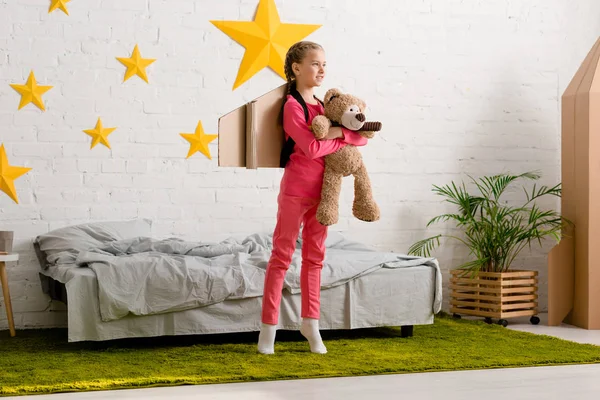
[{"xmin": 258, "ymin": 41, "xmax": 368, "ymax": 354}]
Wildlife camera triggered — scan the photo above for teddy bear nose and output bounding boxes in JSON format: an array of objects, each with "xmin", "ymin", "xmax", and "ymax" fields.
[{"xmin": 356, "ymin": 113, "xmax": 365, "ymax": 122}]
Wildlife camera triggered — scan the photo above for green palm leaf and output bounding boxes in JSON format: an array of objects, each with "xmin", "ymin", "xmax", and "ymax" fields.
[
  {"xmin": 427, "ymin": 214, "xmax": 467, "ymax": 227},
  {"xmin": 407, "ymin": 171, "xmax": 572, "ymax": 274},
  {"xmin": 407, "ymin": 235, "xmax": 441, "ymax": 257}
]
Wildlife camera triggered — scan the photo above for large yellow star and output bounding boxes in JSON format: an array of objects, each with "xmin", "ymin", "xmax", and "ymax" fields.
[
  {"xmin": 0, "ymin": 144, "xmax": 32, "ymax": 204},
  {"xmin": 210, "ymin": 0, "xmax": 321, "ymax": 90},
  {"xmin": 83, "ymin": 118, "xmax": 117, "ymax": 149},
  {"xmin": 49, "ymin": 0, "xmax": 71, "ymax": 15},
  {"xmin": 10, "ymin": 71, "xmax": 53, "ymax": 111},
  {"xmin": 181, "ymin": 121, "xmax": 217, "ymax": 160},
  {"xmin": 116, "ymin": 45, "xmax": 156, "ymax": 83}
]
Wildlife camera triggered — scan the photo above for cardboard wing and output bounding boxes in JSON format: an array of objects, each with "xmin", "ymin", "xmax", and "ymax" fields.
[
  {"xmin": 218, "ymin": 84, "xmax": 287, "ymax": 169},
  {"xmin": 548, "ymin": 36, "xmax": 600, "ymax": 329}
]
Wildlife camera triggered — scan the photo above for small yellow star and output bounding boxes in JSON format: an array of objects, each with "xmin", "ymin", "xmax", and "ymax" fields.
[
  {"xmin": 0, "ymin": 144, "xmax": 32, "ymax": 204},
  {"xmin": 116, "ymin": 45, "xmax": 156, "ymax": 83},
  {"xmin": 181, "ymin": 121, "xmax": 217, "ymax": 160},
  {"xmin": 49, "ymin": 0, "xmax": 71, "ymax": 15},
  {"xmin": 83, "ymin": 118, "xmax": 117, "ymax": 149},
  {"xmin": 10, "ymin": 71, "xmax": 53, "ymax": 111},
  {"xmin": 210, "ymin": 0, "xmax": 321, "ymax": 90}
]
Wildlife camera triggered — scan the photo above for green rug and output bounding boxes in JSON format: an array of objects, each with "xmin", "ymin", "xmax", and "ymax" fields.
[{"xmin": 1, "ymin": 314, "xmax": 599, "ymax": 397}]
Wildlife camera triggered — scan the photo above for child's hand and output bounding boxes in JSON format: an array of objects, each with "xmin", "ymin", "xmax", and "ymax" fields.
[{"xmin": 324, "ymin": 126, "xmax": 344, "ymax": 140}]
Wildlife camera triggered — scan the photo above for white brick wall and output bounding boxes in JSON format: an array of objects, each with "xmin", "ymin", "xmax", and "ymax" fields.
[{"xmin": 1, "ymin": 0, "xmax": 599, "ymax": 330}]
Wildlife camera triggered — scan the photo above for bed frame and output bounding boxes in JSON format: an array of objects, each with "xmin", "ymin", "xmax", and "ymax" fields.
[{"xmin": 33, "ymin": 222, "xmax": 438, "ymax": 343}]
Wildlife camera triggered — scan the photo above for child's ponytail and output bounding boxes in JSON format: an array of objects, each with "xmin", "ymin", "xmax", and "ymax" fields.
[
  {"xmin": 279, "ymin": 41, "xmax": 323, "ymax": 168},
  {"xmin": 278, "ymin": 53, "xmax": 297, "ymax": 168}
]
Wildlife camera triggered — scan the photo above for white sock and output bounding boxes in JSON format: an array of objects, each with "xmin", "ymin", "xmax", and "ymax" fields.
[
  {"xmin": 300, "ymin": 318, "xmax": 327, "ymax": 354},
  {"xmin": 257, "ymin": 323, "xmax": 277, "ymax": 354}
]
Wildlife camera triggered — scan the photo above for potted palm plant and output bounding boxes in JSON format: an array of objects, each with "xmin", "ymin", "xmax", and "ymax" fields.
[{"xmin": 408, "ymin": 171, "xmax": 571, "ymax": 327}]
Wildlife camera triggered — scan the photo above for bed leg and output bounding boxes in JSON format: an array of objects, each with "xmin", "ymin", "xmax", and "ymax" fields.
[{"xmin": 400, "ymin": 325, "xmax": 414, "ymax": 338}]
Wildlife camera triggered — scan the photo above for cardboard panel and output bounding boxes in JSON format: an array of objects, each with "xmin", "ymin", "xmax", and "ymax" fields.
[
  {"xmin": 571, "ymin": 69, "xmax": 592, "ymax": 328},
  {"xmin": 589, "ymin": 61, "xmax": 600, "ymax": 329},
  {"xmin": 218, "ymin": 84, "xmax": 287, "ymax": 168},
  {"xmin": 246, "ymin": 101, "xmax": 257, "ymax": 169},
  {"xmin": 549, "ymin": 36, "xmax": 600, "ymax": 329},
  {"xmin": 252, "ymin": 84, "xmax": 288, "ymax": 168},
  {"xmin": 548, "ymin": 236, "xmax": 574, "ymax": 326},
  {"xmin": 217, "ymin": 102, "xmax": 246, "ymax": 167}
]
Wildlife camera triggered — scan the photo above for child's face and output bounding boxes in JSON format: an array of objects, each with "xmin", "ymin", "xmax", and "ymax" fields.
[{"xmin": 293, "ymin": 49, "xmax": 326, "ymax": 87}]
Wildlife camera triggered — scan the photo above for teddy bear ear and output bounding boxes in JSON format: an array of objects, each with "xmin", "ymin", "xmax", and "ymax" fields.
[{"xmin": 324, "ymin": 88, "xmax": 342, "ymax": 103}]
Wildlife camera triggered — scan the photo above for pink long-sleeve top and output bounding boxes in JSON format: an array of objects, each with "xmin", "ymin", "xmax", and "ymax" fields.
[{"xmin": 279, "ymin": 94, "xmax": 368, "ymax": 199}]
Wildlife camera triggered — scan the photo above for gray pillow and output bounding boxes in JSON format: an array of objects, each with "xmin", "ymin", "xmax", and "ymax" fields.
[{"xmin": 34, "ymin": 219, "xmax": 152, "ymax": 268}]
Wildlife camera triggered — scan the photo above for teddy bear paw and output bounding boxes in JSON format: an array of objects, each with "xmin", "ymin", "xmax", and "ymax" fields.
[
  {"xmin": 353, "ymin": 201, "xmax": 380, "ymax": 222},
  {"xmin": 311, "ymin": 116, "xmax": 330, "ymax": 140},
  {"xmin": 317, "ymin": 206, "xmax": 339, "ymax": 226}
]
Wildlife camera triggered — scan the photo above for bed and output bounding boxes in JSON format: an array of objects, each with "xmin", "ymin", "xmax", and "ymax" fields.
[{"xmin": 34, "ymin": 219, "xmax": 442, "ymax": 343}]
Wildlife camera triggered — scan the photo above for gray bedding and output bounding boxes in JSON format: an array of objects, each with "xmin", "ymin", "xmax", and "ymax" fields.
[
  {"xmin": 75, "ymin": 234, "xmax": 441, "ymax": 322},
  {"xmin": 35, "ymin": 219, "xmax": 442, "ymax": 328},
  {"xmin": 41, "ymin": 264, "xmax": 439, "ymax": 342}
]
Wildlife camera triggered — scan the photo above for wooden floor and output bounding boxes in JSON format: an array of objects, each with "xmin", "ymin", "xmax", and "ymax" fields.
[
  {"xmin": 6, "ymin": 365, "xmax": 600, "ymax": 400},
  {"xmin": 5, "ymin": 313, "xmax": 600, "ymax": 400}
]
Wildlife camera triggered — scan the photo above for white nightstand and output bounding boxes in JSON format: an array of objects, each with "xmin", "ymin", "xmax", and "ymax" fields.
[{"xmin": 0, "ymin": 252, "xmax": 18, "ymax": 337}]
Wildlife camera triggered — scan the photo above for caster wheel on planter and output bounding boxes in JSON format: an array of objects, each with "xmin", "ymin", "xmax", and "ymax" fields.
[
  {"xmin": 484, "ymin": 317, "xmax": 493, "ymax": 324},
  {"xmin": 498, "ymin": 319, "xmax": 508, "ymax": 327},
  {"xmin": 530, "ymin": 316, "xmax": 540, "ymax": 325},
  {"xmin": 452, "ymin": 313, "xmax": 461, "ymax": 319}
]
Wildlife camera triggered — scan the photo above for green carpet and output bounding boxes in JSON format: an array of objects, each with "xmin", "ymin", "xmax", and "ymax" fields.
[{"xmin": 1, "ymin": 314, "xmax": 599, "ymax": 397}]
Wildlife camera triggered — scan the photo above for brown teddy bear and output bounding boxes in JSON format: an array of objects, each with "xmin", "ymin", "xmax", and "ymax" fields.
[{"xmin": 311, "ymin": 88, "xmax": 381, "ymax": 226}]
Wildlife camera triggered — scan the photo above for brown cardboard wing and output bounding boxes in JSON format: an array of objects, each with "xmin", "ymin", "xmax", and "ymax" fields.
[
  {"xmin": 218, "ymin": 83, "xmax": 287, "ymax": 169},
  {"xmin": 548, "ymin": 36, "xmax": 600, "ymax": 329}
]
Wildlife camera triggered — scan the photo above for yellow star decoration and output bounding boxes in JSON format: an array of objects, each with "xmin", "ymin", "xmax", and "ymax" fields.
[
  {"xmin": 10, "ymin": 71, "xmax": 53, "ymax": 111},
  {"xmin": 116, "ymin": 45, "xmax": 156, "ymax": 83},
  {"xmin": 0, "ymin": 144, "xmax": 32, "ymax": 204},
  {"xmin": 83, "ymin": 118, "xmax": 117, "ymax": 149},
  {"xmin": 181, "ymin": 121, "xmax": 218, "ymax": 160},
  {"xmin": 48, "ymin": 0, "xmax": 71, "ymax": 15},
  {"xmin": 210, "ymin": 0, "xmax": 321, "ymax": 90}
]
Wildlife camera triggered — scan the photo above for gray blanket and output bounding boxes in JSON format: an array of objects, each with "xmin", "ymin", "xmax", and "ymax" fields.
[{"xmin": 75, "ymin": 233, "xmax": 442, "ymax": 322}]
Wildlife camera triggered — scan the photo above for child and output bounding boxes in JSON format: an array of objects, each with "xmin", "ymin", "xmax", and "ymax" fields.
[{"xmin": 258, "ymin": 41, "xmax": 369, "ymax": 354}]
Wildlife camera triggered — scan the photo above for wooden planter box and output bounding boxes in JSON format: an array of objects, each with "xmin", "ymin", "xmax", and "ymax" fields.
[{"xmin": 449, "ymin": 269, "xmax": 539, "ymax": 326}]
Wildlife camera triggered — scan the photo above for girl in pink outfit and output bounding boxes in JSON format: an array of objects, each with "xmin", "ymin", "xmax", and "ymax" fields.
[{"xmin": 257, "ymin": 41, "xmax": 368, "ymax": 354}]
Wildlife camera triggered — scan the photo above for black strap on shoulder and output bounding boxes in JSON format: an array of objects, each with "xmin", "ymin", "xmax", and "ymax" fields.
[{"xmin": 279, "ymin": 88, "xmax": 323, "ymax": 168}]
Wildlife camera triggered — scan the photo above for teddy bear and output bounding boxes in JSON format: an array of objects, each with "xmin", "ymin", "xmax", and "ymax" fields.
[{"xmin": 311, "ymin": 88, "xmax": 382, "ymax": 226}]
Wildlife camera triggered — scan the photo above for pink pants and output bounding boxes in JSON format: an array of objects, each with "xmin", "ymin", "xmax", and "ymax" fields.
[{"xmin": 261, "ymin": 193, "xmax": 328, "ymax": 325}]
